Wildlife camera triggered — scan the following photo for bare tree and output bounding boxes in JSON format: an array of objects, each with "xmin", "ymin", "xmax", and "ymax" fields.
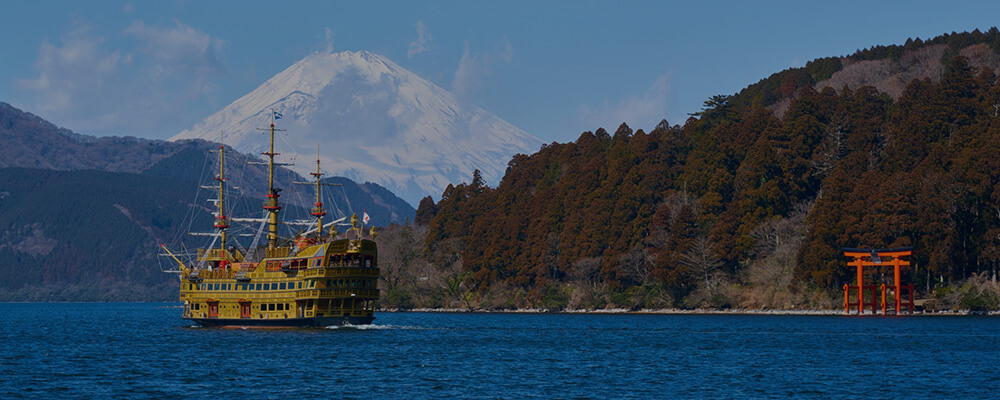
[
  {"xmin": 375, "ymin": 224, "xmax": 426, "ymax": 292},
  {"xmin": 570, "ymin": 256, "xmax": 603, "ymax": 290},
  {"xmin": 680, "ymin": 235, "xmax": 723, "ymax": 290},
  {"xmin": 618, "ymin": 248, "xmax": 653, "ymax": 285}
]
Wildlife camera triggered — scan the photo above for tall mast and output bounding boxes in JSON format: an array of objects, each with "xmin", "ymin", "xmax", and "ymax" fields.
[
  {"xmin": 213, "ymin": 138, "xmax": 230, "ymax": 253},
  {"xmin": 310, "ymin": 146, "xmax": 326, "ymax": 236},
  {"xmin": 293, "ymin": 145, "xmax": 342, "ymax": 239},
  {"xmin": 261, "ymin": 110, "xmax": 285, "ymax": 250}
]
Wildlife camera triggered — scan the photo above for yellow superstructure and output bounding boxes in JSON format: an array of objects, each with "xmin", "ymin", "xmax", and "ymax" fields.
[
  {"xmin": 179, "ymin": 233, "xmax": 378, "ymax": 327},
  {"xmin": 164, "ymin": 112, "xmax": 379, "ymax": 327}
]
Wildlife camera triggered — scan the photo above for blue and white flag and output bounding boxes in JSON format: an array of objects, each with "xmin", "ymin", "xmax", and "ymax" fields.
[{"xmin": 273, "ymin": 110, "xmax": 283, "ymax": 120}]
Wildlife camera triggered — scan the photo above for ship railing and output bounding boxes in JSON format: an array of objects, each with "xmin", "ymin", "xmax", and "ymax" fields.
[
  {"xmin": 295, "ymin": 288, "xmax": 379, "ymax": 299},
  {"xmin": 197, "ymin": 248, "xmax": 226, "ymax": 260},
  {"xmin": 195, "ymin": 269, "xmax": 237, "ymax": 279},
  {"xmin": 185, "ymin": 291, "xmax": 298, "ymax": 301},
  {"xmin": 265, "ymin": 247, "xmax": 291, "ymax": 258},
  {"xmin": 299, "ymin": 267, "xmax": 379, "ymax": 279}
]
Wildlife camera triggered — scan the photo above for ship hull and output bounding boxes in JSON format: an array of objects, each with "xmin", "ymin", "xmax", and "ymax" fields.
[{"xmin": 185, "ymin": 315, "xmax": 374, "ymax": 328}]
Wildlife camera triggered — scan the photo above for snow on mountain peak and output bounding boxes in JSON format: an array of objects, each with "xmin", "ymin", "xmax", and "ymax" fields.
[{"xmin": 170, "ymin": 50, "xmax": 541, "ymax": 205}]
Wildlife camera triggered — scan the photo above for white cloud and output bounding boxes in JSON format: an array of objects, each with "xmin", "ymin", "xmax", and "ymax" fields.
[
  {"xmin": 323, "ymin": 27, "xmax": 335, "ymax": 53},
  {"xmin": 451, "ymin": 39, "xmax": 513, "ymax": 102},
  {"xmin": 578, "ymin": 73, "xmax": 672, "ymax": 132},
  {"xmin": 124, "ymin": 20, "xmax": 226, "ymax": 99},
  {"xmin": 15, "ymin": 20, "xmax": 227, "ymax": 138},
  {"xmin": 407, "ymin": 21, "xmax": 433, "ymax": 58}
]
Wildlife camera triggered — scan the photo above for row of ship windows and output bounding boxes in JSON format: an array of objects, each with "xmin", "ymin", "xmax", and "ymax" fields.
[
  {"xmin": 189, "ymin": 282, "xmax": 312, "ymax": 291},
  {"xmin": 188, "ymin": 303, "xmax": 289, "ymax": 311},
  {"xmin": 187, "ymin": 279, "xmax": 373, "ymax": 291}
]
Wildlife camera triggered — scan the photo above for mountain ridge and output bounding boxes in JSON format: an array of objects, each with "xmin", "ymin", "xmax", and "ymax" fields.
[{"xmin": 170, "ymin": 50, "xmax": 543, "ymax": 205}]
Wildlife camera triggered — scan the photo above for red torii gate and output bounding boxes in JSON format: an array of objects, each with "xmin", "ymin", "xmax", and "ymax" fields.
[{"xmin": 842, "ymin": 247, "xmax": 914, "ymax": 315}]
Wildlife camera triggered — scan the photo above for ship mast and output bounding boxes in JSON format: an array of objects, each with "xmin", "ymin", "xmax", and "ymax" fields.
[
  {"xmin": 293, "ymin": 145, "xmax": 342, "ymax": 239},
  {"xmin": 260, "ymin": 110, "xmax": 286, "ymax": 250},
  {"xmin": 308, "ymin": 146, "xmax": 326, "ymax": 236},
  {"xmin": 213, "ymin": 140, "xmax": 230, "ymax": 252}
]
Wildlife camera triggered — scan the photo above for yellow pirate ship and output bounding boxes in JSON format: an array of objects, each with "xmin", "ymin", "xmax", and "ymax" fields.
[{"xmin": 161, "ymin": 115, "xmax": 379, "ymax": 327}]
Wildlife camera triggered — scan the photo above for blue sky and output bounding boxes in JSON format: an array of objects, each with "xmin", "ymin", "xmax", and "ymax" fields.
[{"xmin": 4, "ymin": 1, "xmax": 1000, "ymax": 144}]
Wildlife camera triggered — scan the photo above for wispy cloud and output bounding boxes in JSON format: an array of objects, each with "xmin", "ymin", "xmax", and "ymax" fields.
[
  {"xmin": 407, "ymin": 21, "xmax": 432, "ymax": 58},
  {"xmin": 578, "ymin": 73, "xmax": 672, "ymax": 132},
  {"xmin": 16, "ymin": 20, "xmax": 227, "ymax": 137},
  {"xmin": 323, "ymin": 27, "xmax": 335, "ymax": 53},
  {"xmin": 125, "ymin": 20, "xmax": 226, "ymax": 99},
  {"xmin": 451, "ymin": 39, "xmax": 513, "ymax": 102}
]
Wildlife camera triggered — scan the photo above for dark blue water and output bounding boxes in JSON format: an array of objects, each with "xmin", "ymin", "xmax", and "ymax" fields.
[{"xmin": 1, "ymin": 304, "xmax": 998, "ymax": 399}]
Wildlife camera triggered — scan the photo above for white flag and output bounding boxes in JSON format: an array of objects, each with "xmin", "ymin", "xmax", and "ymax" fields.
[{"xmin": 363, "ymin": 211, "xmax": 370, "ymax": 225}]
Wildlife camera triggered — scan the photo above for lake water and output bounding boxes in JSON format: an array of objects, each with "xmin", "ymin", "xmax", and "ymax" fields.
[{"xmin": 1, "ymin": 303, "xmax": 998, "ymax": 399}]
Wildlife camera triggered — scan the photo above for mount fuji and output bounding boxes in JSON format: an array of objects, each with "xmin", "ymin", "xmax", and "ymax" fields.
[{"xmin": 170, "ymin": 50, "xmax": 542, "ymax": 206}]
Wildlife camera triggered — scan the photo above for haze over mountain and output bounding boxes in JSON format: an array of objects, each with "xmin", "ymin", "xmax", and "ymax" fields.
[{"xmin": 170, "ymin": 50, "xmax": 543, "ymax": 206}]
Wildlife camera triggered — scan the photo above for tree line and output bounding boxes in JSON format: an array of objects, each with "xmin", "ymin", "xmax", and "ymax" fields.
[{"xmin": 376, "ymin": 54, "xmax": 1000, "ymax": 311}]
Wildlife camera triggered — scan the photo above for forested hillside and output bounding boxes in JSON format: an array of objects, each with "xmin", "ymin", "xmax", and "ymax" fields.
[
  {"xmin": 0, "ymin": 168, "xmax": 200, "ymax": 300},
  {"xmin": 392, "ymin": 30, "xmax": 1000, "ymax": 311}
]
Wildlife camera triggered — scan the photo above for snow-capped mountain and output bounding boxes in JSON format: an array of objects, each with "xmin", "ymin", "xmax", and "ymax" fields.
[{"xmin": 170, "ymin": 50, "xmax": 542, "ymax": 206}]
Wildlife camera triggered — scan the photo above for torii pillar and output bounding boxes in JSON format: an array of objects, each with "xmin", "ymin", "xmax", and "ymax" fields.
[{"xmin": 842, "ymin": 247, "xmax": 913, "ymax": 315}]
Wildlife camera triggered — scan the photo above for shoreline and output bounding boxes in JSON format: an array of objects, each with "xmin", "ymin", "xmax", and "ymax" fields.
[
  {"xmin": 379, "ymin": 307, "xmax": 999, "ymax": 316},
  {"xmin": 1, "ymin": 302, "xmax": 995, "ymax": 316}
]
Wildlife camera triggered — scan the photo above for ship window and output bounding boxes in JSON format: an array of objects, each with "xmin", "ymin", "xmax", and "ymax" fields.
[
  {"xmin": 280, "ymin": 282, "xmax": 287, "ymax": 290},
  {"xmin": 265, "ymin": 283, "xmax": 272, "ymax": 290},
  {"xmin": 365, "ymin": 256, "xmax": 372, "ymax": 268},
  {"xmin": 326, "ymin": 279, "xmax": 331, "ymax": 288},
  {"xmin": 297, "ymin": 282, "xmax": 302, "ymax": 289}
]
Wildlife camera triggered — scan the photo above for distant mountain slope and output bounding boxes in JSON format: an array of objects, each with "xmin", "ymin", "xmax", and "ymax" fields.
[
  {"xmin": 1, "ymin": 102, "xmax": 181, "ymax": 172},
  {"xmin": 0, "ymin": 167, "xmax": 196, "ymax": 301},
  {"xmin": 0, "ymin": 101, "xmax": 414, "ymax": 225},
  {"xmin": 170, "ymin": 50, "xmax": 543, "ymax": 205},
  {"xmin": 0, "ymin": 162, "xmax": 410, "ymax": 301}
]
